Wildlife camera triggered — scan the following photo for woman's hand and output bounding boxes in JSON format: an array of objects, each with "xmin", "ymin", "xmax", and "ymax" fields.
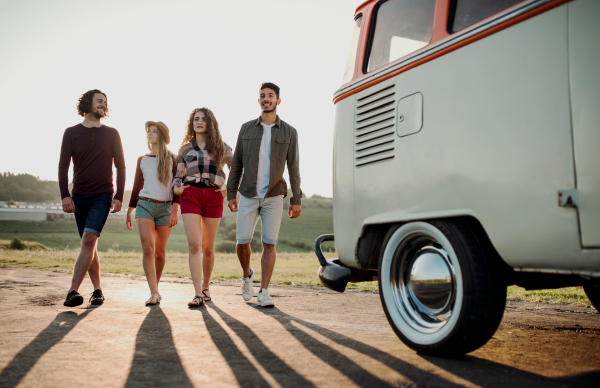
[
  {"xmin": 173, "ymin": 184, "xmax": 188, "ymax": 196},
  {"xmin": 221, "ymin": 189, "xmax": 227, "ymax": 199},
  {"xmin": 169, "ymin": 204, "xmax": 179, "ymax": 228},
  {"xmin": 126, "ymin": 208, "xmax": 134, "ymax": 231}
]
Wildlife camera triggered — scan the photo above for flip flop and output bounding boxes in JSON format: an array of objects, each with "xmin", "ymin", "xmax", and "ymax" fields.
[
  {"xmin": 202, "ymin": 288, "xmax": 211, "ymax": 302},
  {"xmin": 187, "ymin": 295, "xmax": 204, "ymax": 307}
]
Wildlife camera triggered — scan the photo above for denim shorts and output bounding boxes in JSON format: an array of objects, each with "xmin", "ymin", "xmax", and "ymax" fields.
[
  {"xmin": 236, "ymin": 195, "xmax": 284, "ymax": 245},
  {"xmin": 135, "ymin": 199, "xmax": 173, "ymax": 226},
  {"xmin": 72, "ymin": 192, "xmax": 113, "ymax": 238}
]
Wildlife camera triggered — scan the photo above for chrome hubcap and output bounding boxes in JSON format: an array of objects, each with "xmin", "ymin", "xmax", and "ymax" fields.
[{"xmin": 390, "ymin": 233, "xmax": 457, "ymax": 333}]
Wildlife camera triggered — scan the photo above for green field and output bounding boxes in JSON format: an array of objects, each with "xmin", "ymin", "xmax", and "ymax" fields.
[{"xmin": 0, "ymin": 196, "xmax": 335, "ymax": 253}]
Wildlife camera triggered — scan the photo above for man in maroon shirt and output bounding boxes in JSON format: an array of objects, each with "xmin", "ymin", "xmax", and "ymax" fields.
[{"xmin": 59, "ymin": 89, "xmax": 126, "ymax": 307}]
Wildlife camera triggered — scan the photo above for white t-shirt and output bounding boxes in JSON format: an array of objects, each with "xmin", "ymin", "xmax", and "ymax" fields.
[{"xmin": 254, "ymin": 122, "xmax": 274, "ymax": 198}]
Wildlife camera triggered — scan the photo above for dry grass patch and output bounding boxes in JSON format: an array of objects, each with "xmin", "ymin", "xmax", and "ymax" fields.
[{"xmin": 0, "ymin": 249, "xmax": 590, "ymax": 299}]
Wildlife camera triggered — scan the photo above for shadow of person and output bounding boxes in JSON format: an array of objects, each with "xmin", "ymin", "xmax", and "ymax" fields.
[
  {"xmin": 420, "ymin": 353, "xmax": 600, "ymax": 388},
  {"xmin": 0, "ymin": 309, "xmax": 92, "ymax": 388},
  {"xmin": 195, "ymin": 306, "xmax": 271, "ymax": 387},
  {"xmin": 124, "ymin": 306, "xmax": 192, "ymax": 388},
  {"xmin": 207, "ymin": 304, "xmax": 315, "ymax": 387},
  {"xmin": 254, "ymin": 306, "xmax": 464, "ymax": 388}
]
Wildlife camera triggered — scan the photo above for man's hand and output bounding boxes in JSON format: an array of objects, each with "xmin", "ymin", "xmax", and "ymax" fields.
[
  {"xmin": 228, "ymin": 199, "xmax": 238, "ymax": 212},
  {"xmin": 288, "ymin": 204, "xmax": 301, "ymax": 219},
  {"xmin": 111, "ymin": 199, "xmax": 122, "ymax": 213},
  {"xmin": 61, "ymin": 197, "xmax": 75, "ymax": 213}
]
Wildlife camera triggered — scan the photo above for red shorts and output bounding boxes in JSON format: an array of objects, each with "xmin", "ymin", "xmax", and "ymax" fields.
[{"xmin": 180, "ymin": 186, "xmax": 224, "ymax": 218}]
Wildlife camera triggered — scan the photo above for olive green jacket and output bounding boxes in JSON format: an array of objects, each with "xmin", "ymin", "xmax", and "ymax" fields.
[{"xmin": 227, "ymin": 116, "xmax": 302, "ymax": 205}]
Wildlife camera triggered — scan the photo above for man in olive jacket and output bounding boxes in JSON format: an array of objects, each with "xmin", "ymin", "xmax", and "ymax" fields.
[{"xmin": 226, "ymin": 82, "xmax": 302, "ymax": 307}]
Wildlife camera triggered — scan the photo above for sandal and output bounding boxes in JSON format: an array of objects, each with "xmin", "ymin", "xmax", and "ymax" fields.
[
  {"xmin": 202, "ymin": 288, "xmax": 211, "ymax": 302},
  {"xmin": 187, "ymin": 295, "xmax": 204, "ymax": 307},
  {"xmin": 145, "ymin": 292, "xmax": 160, "ymax": 306}
]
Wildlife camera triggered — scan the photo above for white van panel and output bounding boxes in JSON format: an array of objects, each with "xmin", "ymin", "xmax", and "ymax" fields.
[
  {"xmin": 333, "ymin": 98, "xmax": 360, "ymax": 265},
  {"xmin": 343, "ymin": 5, "xmax": 600, "ymax": 272},
  {"xmin": 568, "ymin": 0, "xmax": 600, "ymax": 248}
]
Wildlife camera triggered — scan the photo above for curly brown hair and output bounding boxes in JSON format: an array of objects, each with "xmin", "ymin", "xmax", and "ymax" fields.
[
  {"xmin": 182, "ymin": 108, "xmax": 226, "ymax": 169},
  {"xmin": 76, "ymin": 89, "xmax": 109, "ymax": 118}
]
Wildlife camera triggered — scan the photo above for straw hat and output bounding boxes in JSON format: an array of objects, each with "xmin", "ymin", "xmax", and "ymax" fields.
[{"xmin": 145, "ymin": 121, "xmax": 170, "ymax": 144}]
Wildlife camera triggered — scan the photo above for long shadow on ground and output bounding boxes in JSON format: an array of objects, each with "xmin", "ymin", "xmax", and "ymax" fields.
[
  {"xmin": 124, "ymin": 306, "xmax": 192, "ymax": 388},
  {"xmin": 208, "ymin": 303, "xmax": 315, "ymax": 387},
  {"xmin": 254, "ymin": 307, "xmax": 465, "ymax": 388},
  {"xmin": 422, "ymin": 352, "xmax": 600, "ymax": 388},
  {"xmin": 196, "ymin": 305, "xmax": 271, "ymax": 387},
  {"xmin": 0, "ymin": 310, "xmax": 92, "ymax": 388}
]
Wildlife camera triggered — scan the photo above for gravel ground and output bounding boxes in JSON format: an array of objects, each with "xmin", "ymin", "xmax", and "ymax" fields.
[{"xmin": 0, "ymin": 266, "xmax": 598, "ymax": 388}]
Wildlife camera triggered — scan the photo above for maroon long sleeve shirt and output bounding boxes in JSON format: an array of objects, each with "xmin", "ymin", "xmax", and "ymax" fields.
[{"xmin": 58, "ymin": 124, "xmax": 126, "ymax": 201}]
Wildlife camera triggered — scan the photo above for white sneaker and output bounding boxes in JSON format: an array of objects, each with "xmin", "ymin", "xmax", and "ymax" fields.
[
  {"xmin": 257, "ymin": 289, "xmax": 274, "ymax": 307},
  {"xmin": 242, "ymin": 268, "xmax": 255, "ymax": 301}
]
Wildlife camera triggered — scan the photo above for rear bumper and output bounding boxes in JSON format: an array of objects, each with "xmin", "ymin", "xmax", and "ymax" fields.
[{"xmin": 314, "ymin": 234, "xmax": 377, "ymax": 293}]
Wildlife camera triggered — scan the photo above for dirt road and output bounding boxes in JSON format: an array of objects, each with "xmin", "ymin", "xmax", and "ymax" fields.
[{"xmin": 0, "ymin": 267, "xmax": 598, "ymax": 388}]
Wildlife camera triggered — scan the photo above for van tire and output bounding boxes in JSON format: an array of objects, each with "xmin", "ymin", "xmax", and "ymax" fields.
[
  {"xmin": 378, "ymin": 219, "xmax": 506, "ymax": 357},
  {"xmin": 583, "ymin": 284, "xmax": 600, "ymax": 313}
]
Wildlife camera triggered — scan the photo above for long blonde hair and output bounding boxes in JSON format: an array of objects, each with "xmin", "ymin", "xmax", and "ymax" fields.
[
  {"xmin": 146, "ymin": 124, "xmax": 174, "ymax": 186},
  {"xmin": 181, "ymin": 107, "xmax": 226, "ymax": 169}
]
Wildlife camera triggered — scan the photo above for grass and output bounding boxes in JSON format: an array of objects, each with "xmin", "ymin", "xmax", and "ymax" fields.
[
  {"xmin": 0, "ymin": 247, "xmax": 361, "ymax": 289},
  {"xmin": 0, "ymin": 239, "xmax": 48, "ymax": 250},
  {"xmin": 0, "ymin": 196, "xmax": 335, "ymax": 253},
  {"xmin": 506, "ymin": 286, "xmax": 590, "ymax": 305},
  {"xmin": 0, "ymin": 245, "xmax": 591, "ymax": 301}
]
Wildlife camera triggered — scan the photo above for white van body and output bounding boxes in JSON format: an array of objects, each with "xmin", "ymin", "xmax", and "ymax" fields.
[{"xmin": 318, "ymin": 0, "xmax": 600, "ymax": 356}]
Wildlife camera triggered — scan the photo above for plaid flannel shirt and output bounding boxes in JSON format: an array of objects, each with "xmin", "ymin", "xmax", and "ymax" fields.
[{"xmin": 173, "ymin": 139, "xmax": 233, "ymax": 189}]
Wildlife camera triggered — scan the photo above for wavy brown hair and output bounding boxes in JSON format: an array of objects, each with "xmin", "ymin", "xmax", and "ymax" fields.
[
  {"xmin": 146, "ymin": 123, "xmax": 174, "ymax": 186},
  {"xmin": 76, "ymin": 89, "xmax": 109, "ymax": 117},
  {"xmin": 182, "ymin": 108, "xmax": 226, "ymax": 169}
]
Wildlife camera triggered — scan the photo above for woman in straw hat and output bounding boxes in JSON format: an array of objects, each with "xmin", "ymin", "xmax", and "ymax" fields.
[
  {"xmin": 173, "ymin": 107, "xmax": 232, "ymax": 307},
  {"xmin": 126, "ymin": 121, "xmax": 180, "ymax": 305}
]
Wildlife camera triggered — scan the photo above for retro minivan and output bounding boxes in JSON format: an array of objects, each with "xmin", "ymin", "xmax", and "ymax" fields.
[{"xmin": 314, "ymin": 0, "xmax": 600, "ymax": 356}]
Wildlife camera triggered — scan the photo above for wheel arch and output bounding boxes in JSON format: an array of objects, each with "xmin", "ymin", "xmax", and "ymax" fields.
[{"xmin": 357, "ymin": 211, "xmax": 510, "ymax": 276}]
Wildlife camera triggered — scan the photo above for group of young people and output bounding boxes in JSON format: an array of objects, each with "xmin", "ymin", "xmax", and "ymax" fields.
[{"xmin": 58, "ymin": 83, "xmax": 302, "ymax": 308}]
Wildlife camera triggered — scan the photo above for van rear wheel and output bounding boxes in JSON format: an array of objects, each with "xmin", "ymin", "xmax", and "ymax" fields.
[{"xmin": 378, "ymin": 219, "xmax": 506, "ymax": 357}]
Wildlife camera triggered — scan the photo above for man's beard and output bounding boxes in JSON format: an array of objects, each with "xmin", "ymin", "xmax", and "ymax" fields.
[
  {"xmin": 262, "ymin": 104, "xmax": 276, "ymax": 113},
  {"xmin": 92, "ymin": 109, "xmax": 105, "ymax": 119}
]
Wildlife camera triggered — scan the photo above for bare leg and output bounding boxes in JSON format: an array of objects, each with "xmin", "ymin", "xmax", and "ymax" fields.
[
  {"xmin": 183, "ymin": 213, "xmax": 203, "ymax": 296},
  {"xmin": 154, "ymin": 225, "xmax": 172, "ymax": 285},
  {"xmin": 137, "ymin": 218, "xmax": 158, "ymax": 293},
  {"xmin": 236, "ymin": 243, "xmax": 252, "ymax": 277},
  {"xmin": 260, "ymin": 243, "xmax": 276, "ymax": 291},
  {"xmin": 87, "ymin": 248, "xmax": 101, "ymax": 290},
  {"xmin": 201, "ymin": 217, "xmax": 221, "ymax": 290},
  {"xmin": 69, "ymin": 232, "xmax": 99, "ymax": 292}
]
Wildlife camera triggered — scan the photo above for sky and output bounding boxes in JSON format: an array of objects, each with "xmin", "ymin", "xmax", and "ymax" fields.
[{"xmin": 0, "ymin": 0, "xmax": 364, "ymax": 198}]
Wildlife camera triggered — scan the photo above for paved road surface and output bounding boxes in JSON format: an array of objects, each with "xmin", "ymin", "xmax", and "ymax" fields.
[{"xmin": 0, "ymin": 267, "xmax": 598, "ymax": 387}]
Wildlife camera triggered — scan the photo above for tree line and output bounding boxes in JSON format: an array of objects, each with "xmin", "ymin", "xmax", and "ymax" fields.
[
  {"xmin": 0, "ymin": 172, "xmax": 60, "ymax": 203},
  {"xmin": 0, "ymin": 172, "xmax": 133, "ymax": 204}
]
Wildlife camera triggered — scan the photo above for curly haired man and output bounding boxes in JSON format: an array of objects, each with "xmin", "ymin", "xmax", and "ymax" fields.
[{"xmin": 58, "ymin": 89, "xmax": 126, "ymax": 307}]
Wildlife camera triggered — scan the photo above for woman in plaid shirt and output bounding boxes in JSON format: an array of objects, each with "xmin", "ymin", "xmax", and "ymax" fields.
[{"xmin": 173, "ymin": 107, "xmax": 233, "ymax": 307}]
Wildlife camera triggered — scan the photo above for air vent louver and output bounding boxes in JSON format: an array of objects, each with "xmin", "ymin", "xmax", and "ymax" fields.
[{"xmin": 355, "ymin": 85, "xmax": 396, "ymax": 167}]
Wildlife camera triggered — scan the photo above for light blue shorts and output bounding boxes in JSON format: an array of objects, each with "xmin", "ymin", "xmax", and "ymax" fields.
[
  {"xmin": 135, "ymin": 200, "xmax": 173, "ymax": 226},
  {"xmin": 236, "ymin": 195, "xmax": 284, "ymax": 245}
]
